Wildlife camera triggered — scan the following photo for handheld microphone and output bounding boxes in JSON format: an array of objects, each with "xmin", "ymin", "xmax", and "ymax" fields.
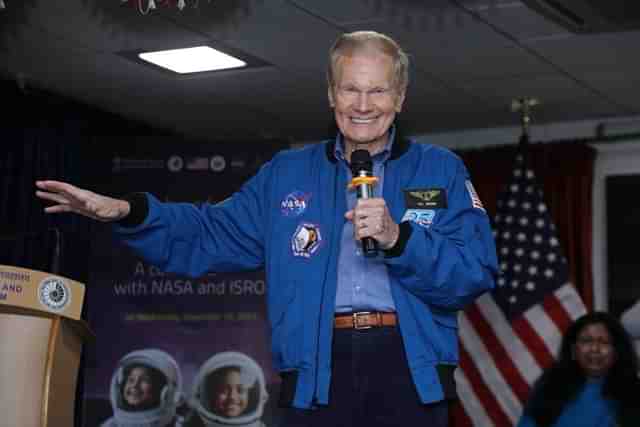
[{"xmin": 350, "ymin": 149, "xmax": 378, "ymax": 258}]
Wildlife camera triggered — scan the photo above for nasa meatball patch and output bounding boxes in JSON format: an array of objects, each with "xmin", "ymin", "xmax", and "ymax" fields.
[{"xmin": 281, "ymin": 191, "xmax": 311, "ymax": 217}]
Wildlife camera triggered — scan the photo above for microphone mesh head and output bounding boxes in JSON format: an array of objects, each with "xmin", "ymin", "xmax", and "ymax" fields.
[{"xmin": 350, "ymin": 149, "xmax": 373, "ymax": 174}]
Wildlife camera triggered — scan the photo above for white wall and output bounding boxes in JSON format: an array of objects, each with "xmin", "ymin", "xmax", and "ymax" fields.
[
  {"xmin": 415, "ymin": 115, "xmax": 640, "ymax": 150},
  {"xmin": 592, "ymin": 141, "xmax": 640, "ymax": 309}
]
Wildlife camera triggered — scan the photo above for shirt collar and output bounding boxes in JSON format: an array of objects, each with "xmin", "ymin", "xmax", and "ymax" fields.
[{"xmin": 334, "ymin": 125, "xmax": 396, "ymax": 162}]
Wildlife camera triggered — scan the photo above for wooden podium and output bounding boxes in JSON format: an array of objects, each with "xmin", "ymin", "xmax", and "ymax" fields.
[{"xmin": 0, "ymin": 264, "xmax": 93, "ymax": 427}]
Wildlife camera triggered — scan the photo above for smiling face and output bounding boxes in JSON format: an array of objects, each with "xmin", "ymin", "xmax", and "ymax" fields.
[
  {"xmin": 573, "ymin": 322, "xmax": 616, "ymax": 378},
  {"xmin": 329, "ymin": 50, "xmax": 405, "ymax": 158},
  {"xmin": 123, "ymin": 366, "xmax": 156, "ymax": 408},
  {"xmin": 211, "ymin": 369, "xmax": 250, "ymax": 417}
]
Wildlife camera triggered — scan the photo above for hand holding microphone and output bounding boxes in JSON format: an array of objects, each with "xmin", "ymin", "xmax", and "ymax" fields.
[{"xmin": 346, "ymin": 149, "xmax": 400, "ymax": 257}]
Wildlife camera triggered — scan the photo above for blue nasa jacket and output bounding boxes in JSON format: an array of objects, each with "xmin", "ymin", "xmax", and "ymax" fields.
[{"xmin": 112, "ymin": 134, "xmax": 498, "ymax": 408}]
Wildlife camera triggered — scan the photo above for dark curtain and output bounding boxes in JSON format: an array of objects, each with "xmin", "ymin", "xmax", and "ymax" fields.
[
  {"xmin": 0, "ymin": 85, "xmax": 93, "ymax": 281},
  {"xmin": 0, "ymin": 81, "xmax": 95, "ymax": 427},
  {"xmin": 457, "ymin": 141, "xmax": 596, "ymax": 309}
]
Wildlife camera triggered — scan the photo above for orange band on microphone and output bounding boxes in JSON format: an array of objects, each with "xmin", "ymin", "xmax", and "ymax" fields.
[{"xmin": 348, "ymin": 176, "xmax": 378, "ymax": 190}]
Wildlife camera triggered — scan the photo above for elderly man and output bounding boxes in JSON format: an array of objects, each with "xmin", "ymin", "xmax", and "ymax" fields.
[{"xmin": 36, "ymin": 31, "xmax": 497, "ymax": 427}]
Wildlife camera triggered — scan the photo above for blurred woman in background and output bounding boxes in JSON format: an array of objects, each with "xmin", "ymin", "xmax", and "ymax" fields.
[{"xmin": 517, "ymin": 311, "xmax": 640, "ymax": 427}]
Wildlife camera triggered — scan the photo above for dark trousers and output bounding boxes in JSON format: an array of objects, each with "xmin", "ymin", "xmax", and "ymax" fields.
[{"xmin": 280, "ymin": 326, "xmax": 449, "ymax": 427}]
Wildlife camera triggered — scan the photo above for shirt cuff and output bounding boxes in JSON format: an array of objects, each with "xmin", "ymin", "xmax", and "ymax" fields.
[{"xmin": 115, "ymin": 192, "xmax": 149, "ymax": 228}]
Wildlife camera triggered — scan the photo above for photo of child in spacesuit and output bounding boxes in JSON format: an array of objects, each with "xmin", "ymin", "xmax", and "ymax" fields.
[
  {"xmin": 101, "ymin": 349, "xmax": 184, "ymax": 427},
  {"xmin": 185, "ymin": 351, "xmax": 269, "ymax": 427}
]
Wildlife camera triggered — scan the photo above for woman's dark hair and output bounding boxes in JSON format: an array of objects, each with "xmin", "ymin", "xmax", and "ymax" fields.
[
  {"xmin": 524, "ymin": 311, "xmax": 640, "ymax": 427},
  {"xmin": 120, "ymin": 363, "xmax": 167, "ymax": 411},
  {"xmin": 206, "ymin": 365, "xmax": 260, "ymax": 417}
]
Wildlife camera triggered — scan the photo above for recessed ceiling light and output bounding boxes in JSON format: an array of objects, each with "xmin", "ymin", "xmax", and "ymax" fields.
[{"xmin": 138, "ymin": 46, "xmax": 246, "ymax": 74}]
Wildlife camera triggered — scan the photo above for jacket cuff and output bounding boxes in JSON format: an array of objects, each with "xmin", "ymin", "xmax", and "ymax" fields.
[
  {"xmin": 116, "ymin": 192, "xmax": 149, "ymax": 228},
  {"xmin": 383, "ymin": 221, "xmax": 412, "ymax": 258}
]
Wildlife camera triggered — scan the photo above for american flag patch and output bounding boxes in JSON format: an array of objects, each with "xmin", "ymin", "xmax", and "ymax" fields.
[
  {"xmin": 465, "ymin": 180, "xmax": 485, "ymax": 211},
  {"xmin": 186, "ymin": 156, "xmax": 210, "ymax": 171}
]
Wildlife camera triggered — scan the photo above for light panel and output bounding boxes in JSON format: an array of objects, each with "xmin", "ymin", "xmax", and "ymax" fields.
[{"xmin": 138, "ymin": 46, "xmax": 246, "ymax": 74}]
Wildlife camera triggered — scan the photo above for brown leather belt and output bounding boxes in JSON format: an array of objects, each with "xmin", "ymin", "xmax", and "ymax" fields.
[{"xmin": 334, "ymin": 311, "xmax": 398, "ymax": 330}]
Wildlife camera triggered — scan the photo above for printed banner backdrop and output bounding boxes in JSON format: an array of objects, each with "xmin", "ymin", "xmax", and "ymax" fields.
[{"xmin": 81, "ymin": 137, "xmax": 289, "ymax": 427}]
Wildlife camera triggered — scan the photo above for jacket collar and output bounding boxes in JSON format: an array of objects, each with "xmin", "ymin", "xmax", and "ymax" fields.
[{"xmin": 325, "ymin": 124, "xmax": 410, "ymax": 163}]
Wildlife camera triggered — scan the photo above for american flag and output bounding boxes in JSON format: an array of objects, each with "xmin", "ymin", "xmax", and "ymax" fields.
[{"xmin": 455, "ymin": 152, "xmax": 587, "ymax": 426}]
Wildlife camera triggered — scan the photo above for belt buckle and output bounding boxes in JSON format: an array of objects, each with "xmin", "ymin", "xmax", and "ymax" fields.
[{"xmin": 353, "ymin": 311, "xmax": 373, "ymax": 330}]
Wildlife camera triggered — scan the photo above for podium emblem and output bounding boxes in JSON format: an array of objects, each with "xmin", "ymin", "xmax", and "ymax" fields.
[{"xmin": 38, "ymin": 277, "xmax": 71, "ymax": 312}]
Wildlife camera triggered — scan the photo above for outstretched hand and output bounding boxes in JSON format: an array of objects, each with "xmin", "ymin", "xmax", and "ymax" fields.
[{"xmin": 35, "ymin": 180, "xmax": 130, "ymax": 222}]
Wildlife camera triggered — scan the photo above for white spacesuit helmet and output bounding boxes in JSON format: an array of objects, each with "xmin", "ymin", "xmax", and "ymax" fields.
[
  {"xmin": 191, "ymin": 352, "xmax": 268, "ymax": 427},
  {"xmin": 109, "ymin": 348, "xmax": 183, "ymax": 427}
]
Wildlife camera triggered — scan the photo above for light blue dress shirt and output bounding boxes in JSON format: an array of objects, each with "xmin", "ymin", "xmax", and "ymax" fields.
[{"xmin": 333, "ymin": 129, "xmax": 397, "ymax": 314}]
